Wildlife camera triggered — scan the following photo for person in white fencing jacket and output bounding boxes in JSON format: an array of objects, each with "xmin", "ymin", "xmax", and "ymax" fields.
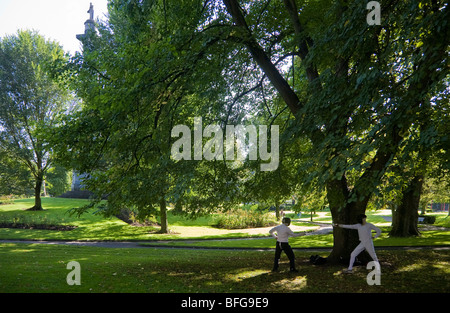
[
  {"xmin": 269, "ymin": 217, "xmax": 301, "ymax": 272},
  {"xmin": 334, "ymin": 214, "xmax": 381, "ymax": 273}
]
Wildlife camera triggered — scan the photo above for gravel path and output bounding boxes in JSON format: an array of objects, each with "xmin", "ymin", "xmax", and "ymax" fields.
[
  {"xmin": 1, "ymin": 223, "xmax": 448, "ymax": 251},
  {"xmin": 0, "ymin": 223, "xmax": 334, "ymax": 249}
]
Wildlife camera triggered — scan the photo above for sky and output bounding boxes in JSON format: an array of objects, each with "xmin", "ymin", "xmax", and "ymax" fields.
[{"xmin": 0, "ymin": 0, "xmax": 109, "ymax": 55}]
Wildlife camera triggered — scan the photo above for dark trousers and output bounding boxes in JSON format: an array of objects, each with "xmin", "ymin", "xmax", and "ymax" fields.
[{"xmin": 273, "ymin": 241, "xmax": 296, "ymax": 270}]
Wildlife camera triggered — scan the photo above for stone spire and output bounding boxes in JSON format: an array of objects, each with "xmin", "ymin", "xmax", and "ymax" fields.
[
  {"xmin": 85, "ymin": 3, "xmax": 95, "ymax": 32},
  {"xmin": 76, "ymin": 3, "xmax": 96, "ymax": 41}
]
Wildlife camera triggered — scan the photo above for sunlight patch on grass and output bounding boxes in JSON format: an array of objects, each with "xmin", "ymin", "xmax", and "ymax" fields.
[
  {"xmin": 396, "ymin": 263, "xmax": 426, "ymax": 273},
  {"xmin": 333, "ymin": 269, "xmax": 345, "ymax": 277},
  {"xmin": 433, "ymin": 262, "xmax": 450, "ymax": 273},
  {"xmin": 271, "ymin": 276, "xmax": 307, "ymax": 291},
  {"xmin": 205, "ymin": 281, "xmax": 223, "ymax": 287},
  {"xmin": 226, "ymin": 269, "xmax": 267, "ymax": 282},
  {"xmin": 10, "ymin": 248, "xmax": 36, "ymax": 253}
]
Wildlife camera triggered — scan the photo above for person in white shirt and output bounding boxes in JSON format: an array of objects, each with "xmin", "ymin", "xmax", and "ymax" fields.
[
  {"xmin": 269, "ymin": 217, "xmax": 300, "ymax": 272},
  {"xmin": 334, "ymin": 214, "xmax": 381, "ymax": 273}
]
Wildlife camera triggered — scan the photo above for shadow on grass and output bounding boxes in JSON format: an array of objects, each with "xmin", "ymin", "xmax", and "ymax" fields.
[{"xmin": 2, "ymin": 243, "xmax": 448, "ymax": 293}]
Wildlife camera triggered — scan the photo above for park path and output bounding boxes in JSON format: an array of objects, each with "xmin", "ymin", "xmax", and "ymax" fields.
[
  {"xmin": 1, "ymin": 238, "xmax": 449, "ymax": 251},
  {"xmin": 0, "ymin": 223, "xmax": 334, "ymax": 250},
  {"xmin": 1, "ymin": 223, "xmax": 449, "ymax": 251}
]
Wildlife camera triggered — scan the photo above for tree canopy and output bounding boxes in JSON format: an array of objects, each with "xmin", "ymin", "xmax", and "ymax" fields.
[
  {"xmin": 49, "ymin": 0, "xmax": 448, "ymax": 260},
  {"xmin": 0, "ymin": 30, "xmax": 72, "ymax": 210}
]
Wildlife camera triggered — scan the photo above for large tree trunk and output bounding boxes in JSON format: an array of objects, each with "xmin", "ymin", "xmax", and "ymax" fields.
[
  {"xmin": 390, "ymin": 175, "xmax": 423, "ymax": 237},
  {"xmin": 325, "ymin": 178, "xmax": 372, "ymax": 264},
  {"xmin": 28, "ymin": 173, "xmax": 44, "ymax": 211},
  {"xmin": 328, "ymin": 209, "xmax": 364, "ymax": 265},
  {"xmin": 159, "ymin": 197, "xmax": 169, "ymax": 233}
]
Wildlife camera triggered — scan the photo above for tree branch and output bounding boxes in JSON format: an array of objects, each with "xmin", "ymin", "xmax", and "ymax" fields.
[
  {"xmin": 222, "ymin": 0, "xmax": 301, "ymax": 116},
  {"xmin": 282, "ymin": 0, "xmax": 319, "ymax": 82}
]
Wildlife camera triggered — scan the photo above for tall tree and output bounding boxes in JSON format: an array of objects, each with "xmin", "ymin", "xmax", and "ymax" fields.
[
  {"xmin": 0, "ymin": 30, "xmax": 71, "ymax": 210},
  {"xmin": 385, "ymin": 63, "xmax": 449, "ymax": 236},
  {"xmin": 221, "ymin": 0, "xmax": 449, "ymax": 262},
  {"xmin": 51, "ymin": 0, "xmax": 242, "ymax": 231},
  {"xmin": 54, "ymin": 0, "xmax": 449, "ymax": 255}
]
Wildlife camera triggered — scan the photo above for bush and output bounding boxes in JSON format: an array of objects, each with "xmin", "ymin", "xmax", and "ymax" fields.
[
  {"xmin": 215, "ymin": 209, "xmax": 277, "ymax": 229},
  {"xmin": 0, "ymin": 213, "xmax": 76, "ymax": 230},
  {"xmin": 0, "ymin": 195, "xmax": 14, "ymax": 205},
  {"xmin": 418, "ymin": 215, "xmax": 436, "ymax": 224}
]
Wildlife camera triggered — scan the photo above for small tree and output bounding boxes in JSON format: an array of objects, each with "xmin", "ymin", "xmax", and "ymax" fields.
[{"xmin": 0, "ymin": 30, "xmax": 71, "ymax": 210}]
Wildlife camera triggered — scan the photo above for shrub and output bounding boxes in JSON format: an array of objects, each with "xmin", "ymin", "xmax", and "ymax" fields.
[
  {"xmin": 0, "ymin": 195, "xmax": 14, "ymax": 205},
  {"xmin": 419, "ymin": 215, "xmax": 436, "ymax": 224},
  {"xmin": 215, "ymin": 209, "xmax": 277, "ymax": 229},
  {"xmin": 0, "ymin": 213, "xmax": 76, "ymax": 231}
]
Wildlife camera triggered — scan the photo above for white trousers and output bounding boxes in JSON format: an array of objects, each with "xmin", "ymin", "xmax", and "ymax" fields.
[{"xmin": 348, "ymin": 241, "xmax": 378, "ymax": 270}]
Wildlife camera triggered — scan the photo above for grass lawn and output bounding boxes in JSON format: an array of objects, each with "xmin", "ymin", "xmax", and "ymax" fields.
[
  {"xmin": 1, "ymin": 198, "xmax": 316, "ymax": 241},
  {"xmin": 0, "ymin": 197, "xmax": 265, "ymax": 241},
  {"xmin": 0, "ymin": 242, "xmax": 448, "ymax": 293},
  {"xmin": 1, "ymin": 197, "xmax": 449, "ymax": 293},
  {"xmin": 0, "ymin": 198, "xmax": 154, "ymax": 241},
  {"xmin": 1, "ymin": 198, "xmax": 449, "ymax": 247}
]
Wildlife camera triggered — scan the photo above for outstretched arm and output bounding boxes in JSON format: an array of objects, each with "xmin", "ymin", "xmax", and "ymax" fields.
[
  {"xmin": 334, "ymin": 223, "xmax": 359, "ymax": 229},
  {"xmin": 288, "ymin": 229, "xmax": 302, "ymax": 237}
]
